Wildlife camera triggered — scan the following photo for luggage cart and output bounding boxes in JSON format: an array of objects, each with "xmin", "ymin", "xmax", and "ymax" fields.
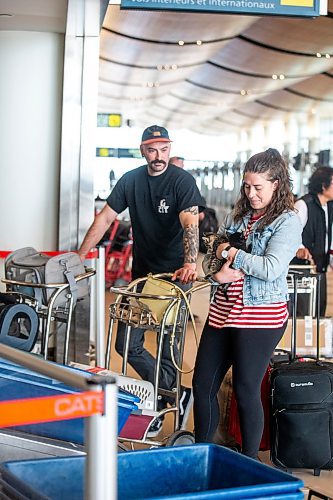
[
  {"xmin": 1, "ymin": 268, "xmax": 95, "ymax": 364},
  {"xmin": 287, "ymin": 265, "xmax": 317, "ymax": 317},
  {"xmin": 104, "ymin": 219, "xmax": 133, "ymax": 287},
  {"xmin": 105, "ymin": 273, "xmax": 209, "ymax": 448}
]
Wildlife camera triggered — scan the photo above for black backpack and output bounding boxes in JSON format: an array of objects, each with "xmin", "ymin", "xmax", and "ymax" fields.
[{"xmin": 199, "ymin": 208, "xmax": 219, "ymax": 253}]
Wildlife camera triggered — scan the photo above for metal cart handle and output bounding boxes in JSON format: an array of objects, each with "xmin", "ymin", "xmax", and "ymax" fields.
[{"xmin": 1, "ymin": 268, "xmax": 96, "ymax": 288}]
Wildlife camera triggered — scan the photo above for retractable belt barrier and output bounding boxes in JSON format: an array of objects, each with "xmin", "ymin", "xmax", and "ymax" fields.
[
  {"xmin": 0, "ymin": 390, "xmax": 104, "ymax": 428},
  {"xmin": 0, "ymin": 250, "xmax": 98, "ymax": 259}
]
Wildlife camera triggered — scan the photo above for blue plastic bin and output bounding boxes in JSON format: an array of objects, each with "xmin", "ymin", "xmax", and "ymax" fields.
[
  {"xmin": 0, "ymin": 359, "xmax": 138, "ymax": 443},
  {"xmin": 0, "ymin": 445, "xmax": 304, "ymax": 500}
]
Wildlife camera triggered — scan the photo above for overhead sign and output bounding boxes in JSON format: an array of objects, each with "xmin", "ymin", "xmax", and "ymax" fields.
[
  {"xmin": 120, "ymin": 0, "xmax": 320, "ymax": 17},
  {"xmin": 96, "ymin": 147, "xmax": 142, "ymax": 158},
  {"xmin": 97, "ymin": 113, "xmax": 122, "ymax": 127}
]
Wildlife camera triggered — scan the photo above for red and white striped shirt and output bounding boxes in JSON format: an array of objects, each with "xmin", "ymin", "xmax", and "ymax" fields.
[{"xmin": 209, "ymin": 214, "xmax": 288, "ymax": 330}]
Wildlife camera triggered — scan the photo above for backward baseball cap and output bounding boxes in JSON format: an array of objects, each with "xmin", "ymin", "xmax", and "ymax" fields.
[{"xmin": 141, "ymin": 125, "xmax": 172, "ymax": 145}]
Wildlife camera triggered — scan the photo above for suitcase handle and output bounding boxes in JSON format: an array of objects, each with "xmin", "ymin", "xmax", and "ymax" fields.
[
  {"xmin": 289, "ymin": 270, "xmax": 322, "ymax": 361},
  {"xmin": 270, "ymin": 349, "xmax": 292, "ymax": 366}
]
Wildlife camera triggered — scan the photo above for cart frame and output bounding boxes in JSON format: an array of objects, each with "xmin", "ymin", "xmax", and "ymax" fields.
[
  {"xmin": 105, "ymin": 273, "xmax": 209, "ymax": 447},
  {"xmin": 2, "ymin": 269, "xmax": 95, "ymax": 364}
]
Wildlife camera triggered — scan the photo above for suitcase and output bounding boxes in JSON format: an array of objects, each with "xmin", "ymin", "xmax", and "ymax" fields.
[
  {"xmin": 270, "ymin": 270, "xmax": 333, "ymax": 476},
  {"xmin": 227, "ymin": 346, "xmax": 291, "ymax": 452},
  {"xmin": 228, "ymin": 367, "xmax": 271, "ymax": 451}
]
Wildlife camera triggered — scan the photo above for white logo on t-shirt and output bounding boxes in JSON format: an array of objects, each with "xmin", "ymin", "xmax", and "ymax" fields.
[{"xmin": 158, "ymin": 199, "xmax": 169, "ymax": 213}]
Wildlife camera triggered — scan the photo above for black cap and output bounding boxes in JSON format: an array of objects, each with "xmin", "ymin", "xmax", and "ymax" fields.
[{"xmin": 141, "ymin": 125, "xmax": 171, "ymax": 145}]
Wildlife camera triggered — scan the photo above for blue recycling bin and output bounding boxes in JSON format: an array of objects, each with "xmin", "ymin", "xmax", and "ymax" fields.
[
  {"xmin": 0, "ymin": 445, "xmax": 304, "ymax": 500},
  {"xmin": 0, "ymin": 359, "xmax": 138, "ymax": 443}
]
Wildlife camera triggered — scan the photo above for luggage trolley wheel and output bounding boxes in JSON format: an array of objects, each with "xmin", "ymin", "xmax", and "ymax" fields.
[{"xmin": 165, "ymin": 430, "xmax": 195, "ymax": 447}]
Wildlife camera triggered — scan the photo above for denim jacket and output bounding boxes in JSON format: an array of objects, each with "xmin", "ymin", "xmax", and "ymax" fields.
[{"xmin": 208, "ymin": 210, "xmax": 302, "ymax": 306}]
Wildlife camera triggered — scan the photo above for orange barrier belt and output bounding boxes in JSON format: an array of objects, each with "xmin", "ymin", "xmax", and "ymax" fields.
[{"xmin": 0, "ymin": 391, "xmax": 104, "ymax": 427}]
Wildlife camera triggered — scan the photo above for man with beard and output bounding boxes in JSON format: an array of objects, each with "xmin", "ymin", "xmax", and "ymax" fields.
[{"xmin": 78, "ymin": 125, "xmax": 204, "ymax": 435}]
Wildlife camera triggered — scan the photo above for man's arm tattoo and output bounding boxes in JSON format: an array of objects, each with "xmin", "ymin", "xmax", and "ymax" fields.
[
  {"xmin": 183, "ymin": 224, "xmax": 199, "ymax": 263},
  {"xmin": 183, "ymin": 206, "xmax": 199, "ymax": 215}
]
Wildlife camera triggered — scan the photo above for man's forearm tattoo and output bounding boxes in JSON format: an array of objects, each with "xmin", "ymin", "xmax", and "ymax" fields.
[
  {"xmin": 183, "ymin": 224, "xmax": 199, "ymax": 263},
  {"xmin": 183, "ymin": 206, "xmax": 199, "ymax": 215}
]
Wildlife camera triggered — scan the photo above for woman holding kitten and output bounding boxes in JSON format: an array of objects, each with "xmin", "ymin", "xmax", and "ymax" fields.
[{"xmin": 193, "ymin": 148, "xmax": 302, "ymax": 460}]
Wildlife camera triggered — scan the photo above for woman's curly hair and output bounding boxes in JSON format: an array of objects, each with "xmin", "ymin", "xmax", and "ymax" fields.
[{"xmin": 232, "ymin": 148, "xmax": 295, "ymax": 230}]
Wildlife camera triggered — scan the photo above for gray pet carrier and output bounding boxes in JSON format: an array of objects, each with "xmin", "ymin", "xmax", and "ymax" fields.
[{"xmin": 4, "ymin": 247, "xmax": 88, "ymax": 309}]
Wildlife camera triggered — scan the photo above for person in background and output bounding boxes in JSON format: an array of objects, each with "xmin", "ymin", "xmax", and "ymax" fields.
[
  {"xmin": 169, "ymin": 156, "xmax": 185, "ymax": 168},
  {"xmin": 78, "ymin": 125, "xmax": 205, "ymax": 436},
  {"xmin": 293, "ymin": 166, "xmax": 333, "ymax": 316},
  {"xmin": 193, "ymin": 148, "xmax": 302, "ymax": 459}
]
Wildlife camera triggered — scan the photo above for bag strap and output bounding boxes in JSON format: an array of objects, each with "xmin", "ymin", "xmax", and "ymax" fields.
[
  {"xmin": 156, "ymin": 278, "xmax": 199, "ymax": 374},
  {"xmin": 127, "ymin": 274, "xmax": 200, "ymax": 374},
  {"xmin": 60, "ymin": 257, "xmax": 79, "ymax": 303}
]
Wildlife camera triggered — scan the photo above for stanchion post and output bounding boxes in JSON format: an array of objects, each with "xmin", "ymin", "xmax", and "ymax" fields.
[
  {"xmin": 85, "ymin": 376, "xmax": 118, "ymax": 500},
  {"xmin": 96, "ymin": 246, "xmax": 105, "ymax": 367},
  {"xmin": 89, "ymin": 256, "xmax": 97, "ymax": 349}
]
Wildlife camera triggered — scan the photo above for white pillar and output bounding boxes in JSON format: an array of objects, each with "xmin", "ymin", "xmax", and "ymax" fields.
[{"xmin": 0, "ymin": 31, "xmax": 64, "ymax": 251}]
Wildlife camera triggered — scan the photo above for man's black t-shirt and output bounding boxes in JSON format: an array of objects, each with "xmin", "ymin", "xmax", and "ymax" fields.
[{"xmin": 106, "ymin": 164, "xmax": 205, "ymax": 279}]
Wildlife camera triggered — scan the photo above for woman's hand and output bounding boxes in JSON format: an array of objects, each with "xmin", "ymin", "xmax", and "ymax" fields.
[
  {"xmin": 296, "ymin": 247, "xmax": 313, "ymax": 263},
  {"xmin": 213, "ymin": 260, "xmax": 244, "ymax": 284}
]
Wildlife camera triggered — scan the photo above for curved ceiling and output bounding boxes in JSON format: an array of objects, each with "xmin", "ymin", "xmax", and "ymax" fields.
[
  {"xmin": 1, "ymin": 0, "xmax": 332, "ymax": 136},
  {"xmin": 98, "ymin": 1, "xmax": 333, "ymax": 135}
]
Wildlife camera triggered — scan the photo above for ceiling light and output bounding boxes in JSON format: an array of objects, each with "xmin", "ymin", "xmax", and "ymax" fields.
[
  {"xmin": 157, "ymin": 63, "xmax": 178, "ymax": 71},
  {"xmin": 325, "ymin": 54, "xmax": 331, "ymax": 59},
  {"xmin": 316, "ymin": 53, "xmax": 322, "ymax": 58},
  {"xmin": 144, "ymin": 82, "xmax": 160, "ymax": 88},
  {"xmin": 272, "ymin": 74, "xmax": 278, "ymax": 80},
  {"xmin": 178, "ymin": 40, "xmax": 185, "ymax": 46},
  {"xmin": 196, "ymin": 40, "xmax": 202, "ymax": 46},
  {"xmin": 279, "ymin": 74, "xmax": 285, "ymax": 80},
  {"xmin": 240, "ymin": 90, "xmax": 247, "ymax": 96}
]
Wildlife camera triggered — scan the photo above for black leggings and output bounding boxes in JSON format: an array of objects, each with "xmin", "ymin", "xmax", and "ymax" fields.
[{"xmin": 192, "ymin": 322, "xmax": 286, "ymax": 458}]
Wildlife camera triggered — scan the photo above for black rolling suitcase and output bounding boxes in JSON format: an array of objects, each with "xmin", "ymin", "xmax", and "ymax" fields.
[{"xmin": 270, "ymin": 270, "xmax": 333, "ymax": 476}]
